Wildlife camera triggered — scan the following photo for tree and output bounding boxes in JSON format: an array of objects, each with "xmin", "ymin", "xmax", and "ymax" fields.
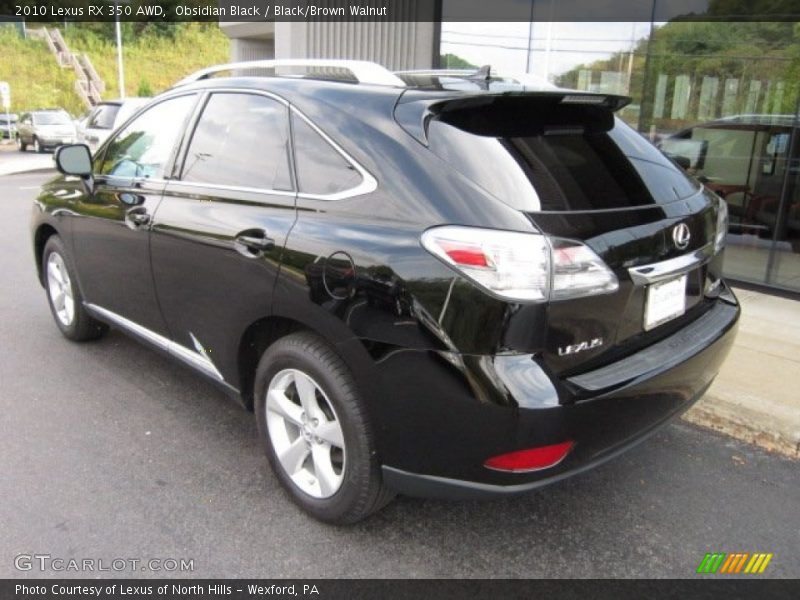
[{"xmin": 440, "ymin": 53, "xmax": 477, "ymax": 69}]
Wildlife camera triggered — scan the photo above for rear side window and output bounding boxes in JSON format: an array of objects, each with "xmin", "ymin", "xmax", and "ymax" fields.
[
  {"xmin": 182, "ymin": 93, "xmax": 292, "ymax": 191},
  {"xmin": 87, "ymin": 104, "xmax": 120, "ymax": 130},
  {"xmin": 292, "ymin": 113, "xmax": 362, "ymax": 196},
  {"xmin": 428, "ymin": 100, "xmax": 700, "ymax": 212}
]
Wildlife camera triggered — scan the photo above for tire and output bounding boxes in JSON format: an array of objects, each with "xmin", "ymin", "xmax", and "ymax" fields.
[
  {"xmin": 33, "ymin": 136, "xmax": 43, "ymax": 153},
  {"xmin": 255, "ymin": 331, "xmax": 394, "ymax": 524},
  {"xmin": 17, "ymin": 135, "xmax": 27, "ymax": 152},
  {"xmin": 42, "ymin": 235, "xmax": 108, "ymax": 342}
]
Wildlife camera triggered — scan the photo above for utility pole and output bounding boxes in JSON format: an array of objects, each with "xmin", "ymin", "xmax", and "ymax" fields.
[
  {"xmin": 115, "ymin": 9, "xmax": 125, "ymax": 98},
  {"xmin": 109, "ymin": 0, "xmax": 130, "ymax": 99}
]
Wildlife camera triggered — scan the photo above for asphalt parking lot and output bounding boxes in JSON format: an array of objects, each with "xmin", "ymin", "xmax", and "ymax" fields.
[
  {"xmin": 0, "ymin": 144, "xmax": 53, "ymax": 176},
  {"xmin": 1, "ymin": 170, "xmax": 798, "ymax": 579}
]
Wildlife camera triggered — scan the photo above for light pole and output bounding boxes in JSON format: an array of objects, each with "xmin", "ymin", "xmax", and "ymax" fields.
[
  {"xmin": 115, "ymin": 16, "xmax": 125, "ymax": 98},
  {"xmin": 111, "ymin": 0, "xmax": 129, "ymax": 99}
]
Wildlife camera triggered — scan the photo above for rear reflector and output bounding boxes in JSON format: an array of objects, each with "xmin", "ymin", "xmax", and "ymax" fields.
[
  {"xmin": 439, "ymin": 240, "xmax": 490, "ymax": 267},
  {"xmin": 484, "ymin": 441, "xmax": 574, "ymax": 472}
]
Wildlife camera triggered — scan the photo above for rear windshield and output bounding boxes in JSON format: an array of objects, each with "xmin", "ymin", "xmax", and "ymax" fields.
[
  {"xmin": 428, "ymin": 100, "xmax": 700, "ymax": 212},
  {"xmin": 88, "ymin": 104, "xmax": 121, "ymax": 130},
  {"xmin": 34, "ymin": 112, "xmax": 71, "ymax": 126}
]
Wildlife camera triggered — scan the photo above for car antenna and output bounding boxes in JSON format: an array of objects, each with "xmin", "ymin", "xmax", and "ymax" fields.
[
  {"xmin": 468, "ymin": 65, "xmax": 492, "ymax": 82},
  {"xmin": 466, "ymin": 65, "xmax": 492, "ymax": 90}
]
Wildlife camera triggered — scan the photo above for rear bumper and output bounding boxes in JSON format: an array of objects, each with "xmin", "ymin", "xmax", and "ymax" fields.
[
  {"xmin": 38, "ymin": 136, "xmax": 75, "ymax": 147},
  {"xmin": 377, "ymin": 292, "xmax": 739, "ymax": 499}
]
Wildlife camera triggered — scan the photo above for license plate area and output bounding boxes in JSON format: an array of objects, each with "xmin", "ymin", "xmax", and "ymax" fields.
[{"xmin": 644, "ymin": 274, "xmax": 687, "ymax": 331}]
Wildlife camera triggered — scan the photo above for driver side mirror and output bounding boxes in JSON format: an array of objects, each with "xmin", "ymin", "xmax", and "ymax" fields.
[{"xmin": 55, "ymin": 144, "xmax": 93, "ymax": 178}]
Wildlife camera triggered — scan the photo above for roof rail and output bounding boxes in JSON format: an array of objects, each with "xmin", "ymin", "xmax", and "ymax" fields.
[{"xmin": 176, "ymin": 59, "xmax": 406, "ymax": 88}]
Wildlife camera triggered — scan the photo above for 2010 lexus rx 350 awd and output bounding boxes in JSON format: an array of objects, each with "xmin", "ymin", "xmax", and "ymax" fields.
[{"xmin": 31, "ymin": 61, "xmax": 739, "ymax": 523}]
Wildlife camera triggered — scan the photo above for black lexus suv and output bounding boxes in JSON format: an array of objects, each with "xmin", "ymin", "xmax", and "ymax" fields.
[{"xmin": 31, "ymin": 61, "xmax": 739, "ymax": 524}]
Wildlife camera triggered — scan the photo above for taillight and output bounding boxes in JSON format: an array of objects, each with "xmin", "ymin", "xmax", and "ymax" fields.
[
  {"xmin": 714, "ymin": 195, "xmax": 728, "ymax": 254},
  {"xmin": 420, "ymin": 226, "xmax": 617, "ymax": 303},
  {"xmin": 484, "ymin": 441, "xmax": 574, "ymax": 472},
  {"xmin": 550, "ymin": 238, "xmax": 619, "ymax": 300},
  {"xmin": 421, "ymin": 226, "xmax": 550, "ymax": 301}
]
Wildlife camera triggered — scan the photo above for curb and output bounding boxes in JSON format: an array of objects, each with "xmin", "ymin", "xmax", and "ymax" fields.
[
  {"xmin": 682, "ymin": 394, "xmax": 800, "ymax": 459},
  {"xmin": 0, "ymin": 167, "xmax": 56, "ymax": 177}
]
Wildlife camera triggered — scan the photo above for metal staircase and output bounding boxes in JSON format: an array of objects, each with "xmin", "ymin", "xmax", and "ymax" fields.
[{"xmin": 29, "ymin": 27, "xmax": 105, "ymax": 109}]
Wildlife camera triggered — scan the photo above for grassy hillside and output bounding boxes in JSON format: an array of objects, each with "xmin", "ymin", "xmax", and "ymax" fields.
[
  {"xmin": 0, "ymin": 28, "xmax": 80, "ymax": 114},
  {"xmin": 0, "ymin": 23, "xmax": 229, "ymax": 116},
  {"xmin": 65, "ymin": 23, "xmax": 229, "ymax": 101}
]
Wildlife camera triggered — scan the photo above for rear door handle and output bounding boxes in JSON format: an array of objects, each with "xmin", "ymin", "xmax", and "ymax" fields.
[{"xmin": 234, "ymin": 230, "xmax": 275, "ymax": 257}]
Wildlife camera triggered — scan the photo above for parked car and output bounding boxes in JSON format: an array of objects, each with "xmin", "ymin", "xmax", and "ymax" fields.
[
  {"xmin": 77, "ymin": 98, "xmax": 150, "ymax": 154},
  {"xmin": 0, "ymin": 113, "xmax": 18, "ymax": 140},
  {"xmin": 31, "ymin": 61, "xmax": 739, "ymax": 524},
  {"xmin": 660, "ymin": 114, "xmax": 800, "ymax": 246},
  {"xmin": 17, "ymin": 109, "xmax": 77, "ymax": 152}
]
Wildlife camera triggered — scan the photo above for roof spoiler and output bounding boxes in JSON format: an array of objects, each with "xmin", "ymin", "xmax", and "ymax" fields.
[{"xmin": 394, "ymin": 91, "xmax": 632, "ymax": 145}]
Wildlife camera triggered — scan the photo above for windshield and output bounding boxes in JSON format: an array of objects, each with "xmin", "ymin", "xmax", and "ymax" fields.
[
  {"xmin": 428, "ymin": 100, "xmax": 700, "ymax": 212},
  {"xmin": 34, "ymin": 112, "xmax": 71, "ymax": 126}
]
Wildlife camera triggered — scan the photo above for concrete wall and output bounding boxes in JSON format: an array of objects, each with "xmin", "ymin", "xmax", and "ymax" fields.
[
  {"xmin": 220, "ymin": 1, "xmax": 439, "ymax": 69},
  {"xmin": 230, "ymin": 37, "xmax": 275, "ymax": 63},
  {"xmin": 274, "ymin": 21, "xmax": 438, "ymax": 70}
]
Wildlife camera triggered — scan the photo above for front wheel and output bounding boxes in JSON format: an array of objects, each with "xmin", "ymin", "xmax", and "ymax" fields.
[
  {"xmin": 254, "ymin": 332, "xmax": 394, "ymax": 524},
  {"xmin": 17, "ymin": 135, "xmax": 27, "ymax": 152},
  {"xmin": 33, "ymin": 136, "xmax": 43, "ymax": 153},
  {"xmin": 42, "ymin": 235, "xmax": 108, "ymax": 341}
]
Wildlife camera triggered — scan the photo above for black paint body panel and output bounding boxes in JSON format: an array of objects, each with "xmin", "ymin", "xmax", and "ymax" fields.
[{"xmin": 30, "ymin": 76, "xmax": 740, "ymax": 495}]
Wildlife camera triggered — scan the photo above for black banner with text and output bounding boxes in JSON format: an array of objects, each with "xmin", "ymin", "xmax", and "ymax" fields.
[
  {"xmin": 4, "ymin": 579, "xmax": 800, "ymax": 600},
  {"xmin": 2, "ymin": 0, "xmax": 800, "ymax": 23}
]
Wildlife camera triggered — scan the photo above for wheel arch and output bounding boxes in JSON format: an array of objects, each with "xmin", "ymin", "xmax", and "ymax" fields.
[
  {"xmin": 237, "ymin": 315, "xmax": 307, "ymax": 410},
  {"xmin": 235, "ymin": 306, "xmax": 382, "ymax": 413},
  {"xmin": 34, "ymin": 223, "xmax": 60, "ymax": 286}
]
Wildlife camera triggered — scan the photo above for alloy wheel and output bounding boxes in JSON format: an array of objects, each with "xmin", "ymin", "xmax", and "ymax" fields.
[
  {"xmin": 265, "ymin": 368, "xmax": 346, "ymax": 498},
  {"xmin": 46, "ymin": 252, "xmax": 75, "ymax": 326}
]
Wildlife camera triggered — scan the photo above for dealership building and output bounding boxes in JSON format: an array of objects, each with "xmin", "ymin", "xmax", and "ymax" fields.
[{"xmin": 221, "ymin": 12, "xmax": 800, "ymax": 296}]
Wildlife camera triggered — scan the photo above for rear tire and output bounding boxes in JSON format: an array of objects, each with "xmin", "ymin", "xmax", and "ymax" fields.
[
  {"xmin": 255, "ymin": 331, "xmax": 394, "ymax": 524},
  {"xmin": 42, "ymin": 235, "xmax": 108, "ymax": 342}
]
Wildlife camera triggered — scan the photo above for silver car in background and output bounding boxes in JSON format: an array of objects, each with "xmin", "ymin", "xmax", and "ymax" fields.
[
  {"xmin": 17, "ymin": 110, "xmax": 77, "ymax": 153},
  {"xmin": 0, "ymin": 113, "xmax": 18, "ymax": 140},
  {"xmin": 77, "ymin": 98, "xmax": 150, "ymax": 153}
]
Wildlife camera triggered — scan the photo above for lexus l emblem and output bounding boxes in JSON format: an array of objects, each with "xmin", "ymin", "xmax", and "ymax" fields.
[{"xmin": 672, "ymin": 223, "xmax": 691, "ymax": 250}]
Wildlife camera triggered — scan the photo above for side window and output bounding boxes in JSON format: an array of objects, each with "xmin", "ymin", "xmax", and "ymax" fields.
[
  {"xmin": 181, "ymin": 93, "xmax": 292, "ymax": 191},
  {"xmin": 98, "ymin": 95, "xmax": 195, "ymax": 179},
  {"xmin": 292, "ymin": 113, "xmax": 362, "ymax": 196}
]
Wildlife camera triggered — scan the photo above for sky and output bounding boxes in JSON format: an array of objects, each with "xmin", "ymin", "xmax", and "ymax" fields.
[{"xmin": 440, "ymin": 22, "xmax": 657, "ymax": 81}]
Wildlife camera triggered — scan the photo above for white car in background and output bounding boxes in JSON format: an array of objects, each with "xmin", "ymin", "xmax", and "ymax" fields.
[{"xmin": 77, "ymin": 98, "xmax": 150, "ymax": 153}]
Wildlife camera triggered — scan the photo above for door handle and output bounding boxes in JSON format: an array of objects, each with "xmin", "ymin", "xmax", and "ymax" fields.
[
  {"xmin": 234, "ymin": 230, "xmax": 275, "ymax": 257},
  {"xmin": 125, "ymin": 206, "xmax": 150, "ymax": 230}
]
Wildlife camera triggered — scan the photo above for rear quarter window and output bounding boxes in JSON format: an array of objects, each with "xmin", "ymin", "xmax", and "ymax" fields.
[{"xmin": 292, "ymin": 112, "xmax": 362, "ymax": 196}]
